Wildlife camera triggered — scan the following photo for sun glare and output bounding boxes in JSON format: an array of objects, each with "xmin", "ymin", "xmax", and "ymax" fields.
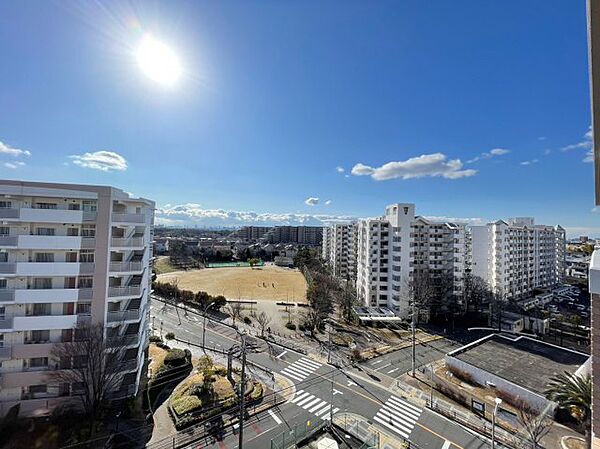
[{"xmin": 136, "ymin": 34, "xmax": 182, "ymax": 86}]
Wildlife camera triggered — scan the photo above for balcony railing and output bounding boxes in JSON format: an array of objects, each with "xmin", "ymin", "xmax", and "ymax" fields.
[
  {"xmin": 0, "ymin": 317, "xmax": 13, "ymax": 329},
  {"xmin": 0, "ymin": 290, "xmax": 15, "ymax": 302},
  {"xmin": 108, "ymin": 285, "xmax": 142, "ymax": 298},
  {"xmin": 117, "ymin": 359, "xmax": 139, "ymax": 373},
  {"xmin": 107, "ymin": 334, "xmax": 140, "ymax": 347},
  {"xmin": 111, "ymin": 237, "xmax": 145, "ymax": 248},
  {"xmin": 0, "ymin": 346, "xmax": 12, "ymax": 359},
  {"xmin": 0, "ymin": 262, "xmax": 95, "ymax": 275},
  {"xmin": 0, "ymin": 207, "xmax": 97, "ymax": 221},
  {"xmin": 107, "ymin": 309, "xmax": 141, "ymax": 322},
  {"xmin": 112, "ymin": 213, "xmax": 145, "ymax": 223},
  {"xmin": 109, "ymin": 261, "xmax": 144, "ymax": 273},
  {"xmin": 0, "ymin": 236, "xmax": 18, "ymax": 247}
]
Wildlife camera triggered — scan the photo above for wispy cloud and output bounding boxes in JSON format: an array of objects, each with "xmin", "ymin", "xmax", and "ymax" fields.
[
  {"xmin": 325, "ymin": 199, "xmax": 332, "ymax": 205},
  {"xmin": 520, "ymin": 159, "xmax": 538, "ymax": 166},
  {"xmin": 351, "ymin": 153, "xmax": 476, "ymax": 181},
  {"xmin": 0, "ymin": 141, "xmax": 31, "ymax": 158},
  {"xmin": 3, "ymin": 161, "xmax": 25, "ymax": 169},
  {"xmin": 156, "ymin": 203, "xmax": 355, "ymax": 227},
  {"xmin": 304, "ymin": 197, "xmax": 319, "ymax": 206},
  {"xmin": 335, "ymin": 166, "xmax": 345, "ymax": 173},
  {"xmin": 537, "ymin": 136, "xmax": 547, "ymax": 141},
  {"xmin": 467, "ymin": 148, "xmax": 510, "ymax": 164},
  {"xmin": 69, "ymin": 150, "xmax": 128, "ymax": 172}
]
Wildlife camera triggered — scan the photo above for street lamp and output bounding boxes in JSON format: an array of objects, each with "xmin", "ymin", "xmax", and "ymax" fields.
[{"xmin": 491, "ymin": 397, "xmax": 502, "ymax": 449}]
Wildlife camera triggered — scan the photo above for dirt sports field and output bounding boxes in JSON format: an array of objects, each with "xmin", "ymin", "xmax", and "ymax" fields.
[{"xmin": 157, "ymin": 264, "xmax": 308, "ymax": 302}]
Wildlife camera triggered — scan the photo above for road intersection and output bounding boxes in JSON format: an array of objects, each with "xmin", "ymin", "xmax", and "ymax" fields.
[{"xmin": 149, "ymin": 298, "xmax": 489, "ymax": 449}]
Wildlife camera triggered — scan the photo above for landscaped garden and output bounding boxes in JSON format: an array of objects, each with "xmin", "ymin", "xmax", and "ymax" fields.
[{"xmin": 168, "ymin": 355, "xmax": 264, "ymax": 429}]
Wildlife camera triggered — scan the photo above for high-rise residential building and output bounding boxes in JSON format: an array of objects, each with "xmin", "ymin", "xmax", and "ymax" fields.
[
  {"xmin": 355, "ymin": 203, "xmax": 465, "ymax": 316},
  {"xmin": 236, "ymin": 225, "xmax": 323, "ymax": 245},
  {"xmin": 237, "ymin": 226, "xmax": 271, "ymax": 241},
  {"xmin": 322, "ymin": 223, "xmax": 358, "ymax": 282},
  {"xmin": 0, "ymin": 181, "xmax": 154, "ymax": 418},
  {"xmin": 470, "ymin": 218, "xmax": 566, "ymax": 300}
]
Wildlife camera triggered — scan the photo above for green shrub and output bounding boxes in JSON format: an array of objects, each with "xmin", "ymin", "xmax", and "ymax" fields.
[
  {"xmin": 164, "ymin": 348, "xmax": 187, "ymax": 367},
  {"xmin": 250, "ymin": 383, "xmax": 263, "ymax": 401},
  {"xmin": 174, "ymin": 414, "xmax": 203, "ymax": 430},
  {"xmin": 171, "ymin": 395, "xmax": 202, "ymax": 416},
  {"xmin": 149, "ymin": 335, "xmax": 162, "ymax": 343},
  {"xmin": 165, "ymin": 332, "xmax": 175, "ymax": 340},
  {"xmin": 285, "ymin": 322, "xmax": 296, "ymax": 330}
]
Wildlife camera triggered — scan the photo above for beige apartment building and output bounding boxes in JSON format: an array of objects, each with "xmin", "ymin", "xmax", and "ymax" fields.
[{"xmin": 0, "ymin": 181, "xmax": 154, "ymax": 417}]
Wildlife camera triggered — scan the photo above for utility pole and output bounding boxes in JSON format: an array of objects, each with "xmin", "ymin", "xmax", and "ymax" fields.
[
  {"xmin": 328, "ymin": 320, "xmax": 334, "ymax": 429},
  {"xmin": 238, "ymin": 333, "xmax": 247, "ymax": 449},
  {"xmin": 411, "ymin": 301, "xmax": 416, "ymax": 378}
]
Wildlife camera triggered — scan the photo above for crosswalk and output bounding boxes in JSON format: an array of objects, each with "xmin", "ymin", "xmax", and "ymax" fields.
[
  {"xmin": 291, "ymin": 390, "xmax": 339, "ymax": 421},
  {"xmin": 280, "ymin": 357, "xmax": 322, "ymax": 382},
  {"xmin": 373, "ymin": 395, "xmax": 422, "ymax": 439}
]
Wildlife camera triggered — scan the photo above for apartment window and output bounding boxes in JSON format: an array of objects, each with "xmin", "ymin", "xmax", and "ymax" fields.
[
  {"xmin": 0, "ymin": 227, "xmax": 9, "ymax": 236},
  {"xmin": 65, "ymin": 252, "xmax": 77, "ymax": 263},
  {"xmin": 67, "ymin": 203, "xmax": 81, "ymax": 211},
  {"xmin": 0, "ymin": 280, "xmax": 5, "ymax": 290},
  {"xmin": 78, "ymin": 277, "xmax": 93, "ymax": 289},
  {"xmin": 35, "ymin": 253, "xmax": 54, "ymax": 263},
  {"xmin": 76, "ymin": 302, "xmax": 91, "ymax": 315},
  {"xmin": 28, "ymin": 330, "xmax": 50, "ymax": 344},
  {"xmin": 81, "ymin": 225, "xmax": 95, "ymax": 237},
  {"xmin": 79, "ymin": 251, "xmax": 94, "ymax": 263},
  {"xmin": 35, "ymin": 203, "xmax": 57, "ymax": 209},
  {"xmin": 36, "ymin": 227, "xmax": 55, "ymax": 236},
  {"xmin": 0, "ymin": 334, "xmax": 4, "ymax": 348},
  {"xmin": 0, "ymin": 201, "xmax": 12, "ymax": 209},
  {"xmin": 82, "ymin": 201, "xmax": 97, "ymax": 212},
  {"xmin": 27, "ymin": 303, "xmax": 51, "ymax": 316},
  {"xmin": 33, "ymin": 278, "xmax": 52, "ymax": 289},
  {"xmin": 62, "ymin": 303, "xmax": 74, "ymax": 315},
  {"xmin": 0, "ymin": 252, "xmax": 7, "ymax": 263},
  {"xmin": 67, "ymin": 227, "xmax": 79, "ymax": 236},
  {"xmin": 28, "ymin": 384, "xmax": 48, "ymax": 394},
  {"xmin": 73, "ymin": 355, "xmax": 87, "ymax": 369},
  {"xmin": 0, "ymin": 306, "xmax": 5, "ymax": 318},
  {"xmin": 29, "ymin": 357, "xmax": 48, "ymax": 368},
  {"xmin": 61, "ymin": 329, "xmax": 73, "ymax": 343}
]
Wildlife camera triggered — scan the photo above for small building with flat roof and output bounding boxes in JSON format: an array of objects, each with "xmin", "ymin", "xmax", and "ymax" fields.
[{"xmin": 445, "ymin": 334, "xmax": 589, "ymax": 413}]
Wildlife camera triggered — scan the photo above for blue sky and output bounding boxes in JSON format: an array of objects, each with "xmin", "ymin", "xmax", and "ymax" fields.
[{"xmin": 0, "ymin": 1, "xmax": 597, "ymax": 235}]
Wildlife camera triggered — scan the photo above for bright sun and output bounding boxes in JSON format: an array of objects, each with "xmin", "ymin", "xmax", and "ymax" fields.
[{"xmin": 136, "ymin": 34, "xmax": 182, "ymax": 86}]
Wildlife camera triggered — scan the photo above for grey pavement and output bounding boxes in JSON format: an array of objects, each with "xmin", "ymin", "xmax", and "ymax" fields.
[{"xmin": 149, "ymin": 298, "xmax": 491, "ymax": 449}]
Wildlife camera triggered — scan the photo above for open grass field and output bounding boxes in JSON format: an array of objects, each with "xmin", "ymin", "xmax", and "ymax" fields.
[{"xmin": 157, "ymin": 264, "xmax": 307, "ymax": 302}]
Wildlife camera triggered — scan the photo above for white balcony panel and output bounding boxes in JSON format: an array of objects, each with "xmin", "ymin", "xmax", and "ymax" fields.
[
  {"xmin": 16, "ymin": 235, "xmax": 95, "ymax": 250},
  {"xmin": 13, "ymin": 314, "xmax": 77, "ymax": 331},
  {"xmin": 14, "ymin": 262, "xmax": 95, "ymax": 277},
  {"xmin": 14, "ymin": 288, "xmax": 93, "ymax": 303},
  {"xmin": 19, "ymin": 208, "xmax": 93, "ymax": 224}
]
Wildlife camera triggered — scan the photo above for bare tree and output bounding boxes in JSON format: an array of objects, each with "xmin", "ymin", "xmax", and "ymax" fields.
[
  {"xmin": 252, "ymin": 311, "xmax": 272, "ymax": 337},
  {"xmin": 46, "ymin": 323, "xmax": 126, "ymax": 431},
  {"xmin": 226, "ymin": 301, "xmax": 243, "ymax": 326},
  {"xmin": 517, "ymin": 405, "xmax": 552, "ymax": 449},
  {"xmin": 336, "ymin": 282, "xmax": 357, "ymax": 323}
]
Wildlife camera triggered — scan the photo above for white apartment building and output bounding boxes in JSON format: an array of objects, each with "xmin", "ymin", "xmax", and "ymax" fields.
[
  {"xmin": 356, "ymin": 204, "xmax": 466, "ymax": 317},
  {"xmin": 470, "ymin": 218, "xmax": 565, "ymax": 300},
  {"xmin": 0, "ymin": 181, "xmax": 154, "ymax": 418},
  {"xmin": 322, "ymin": 223, "xmax": 358, "ymax": 282}
]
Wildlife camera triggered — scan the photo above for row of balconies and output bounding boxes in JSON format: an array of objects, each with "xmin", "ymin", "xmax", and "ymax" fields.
[
  {"xmin": 0, "ymin": 207, "xmax": 97, "ymax": 223},
  {"xmin": 0, "ymin": 235, "xmax": 144, "ymax": 250}
]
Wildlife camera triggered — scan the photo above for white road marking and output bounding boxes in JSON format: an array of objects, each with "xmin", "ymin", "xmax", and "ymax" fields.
[
  {"xmin": 308, "ymin": 400, "xmax": 328, "ymax": 413},
  {"xmin": 373, "ymin": 395, "xmax": 422, "ymax": 440},
  {"xmin": 268, "ymin": 409, "xmax": 282, "ymax": 425},
  {"xmin": 441, "ymin": 441, "xmax": 451, "ymax": 449},
  {"xmin": 378, "ymin": 363, "xmax": 392, "ymax": 370},
  {"xmin": 276, "ymin": 350, "xmax": 288, "ymax": 359},
  {"xmin": 296, "ymin": 394, "xmax": 316, "ymax": 407},
  {"xmin": 333, "ymin": 389, "xmax": 343, "ymax": 396},
  {"xmin": 371, "ymin": 360, "xmax": 383, "ymax": 365},
  {"xmin": 388, "ymin": 368, "xmax": 400, "ymax": 374},
  {"xmin": 347, "ymin": 380, "xmax": 357, "ymax": 387}
]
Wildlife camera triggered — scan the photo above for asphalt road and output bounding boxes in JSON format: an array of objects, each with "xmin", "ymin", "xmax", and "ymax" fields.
[
  {"xmin": 149, "ymin": 299, "xmax": 488, "ymax": 449},
  {"xmin": 362, "ymin": 338, "xmax": 462, "ymax": 379}
]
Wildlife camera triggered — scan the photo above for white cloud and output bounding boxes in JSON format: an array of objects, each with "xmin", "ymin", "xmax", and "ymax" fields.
[
  {"xmin": 537, "ymin": 136, "xmax": 547, "ymax": 141},
  {"xmin": 325, "ymin": 200, "xmax": 332, "ymax": 205},
  {"xmin": 423, "ymin": 215, "xmax": 486, "ymax": 225},
  {"xmin": 336, "ymin": 166, "xmax": 345, "ymax": 173},
  {"xmin": 351, "ymin": 153, "xmax": 476, "ymax": 181},
  {"xmin": 69, "ymin": 151, "xmax": 128, "ymax": 172},
  {"xmin": 3, "ymin": 161, "xmax": 25, "ymax": 169},
  {"xmin": 304, "ymin": 197, "xmax": 319, "ymax": 206},
  {"xmin": 155, "ymin": 203, "xmax": 356, "ymax": 227},
  {"xmin": 467, "ymin": 148, "xmax": 510, "ymax": 164},
  {"xmin": 0, "ymin": 141, "xmax": 31, "ymax": 158},
  {"xmin": 520, "ymin": 159, "xmax": 539, "ymax": 166},
  {"xmin": 561, "ymin": 127, "xmax": 593, "ymax": 152},
  {"xmin": 543, "ymin": 149, "xmax": 552, "ymax": 156},
  {"xmin": 584, "ymin": 149, "xmax": 594, "ymax": 163}
]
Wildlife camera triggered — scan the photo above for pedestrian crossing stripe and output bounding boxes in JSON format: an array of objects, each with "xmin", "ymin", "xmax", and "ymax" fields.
[
  {"xmin": 290, "ymin": 391, "xmax": 338, "ymax": 421},
  {"xmin": 373, "ymin": 395, "xmax": 422, "ymax": 440},
  {"xmin": 280, "ymin": 357, "xmax": 322, "ymax": 382}
]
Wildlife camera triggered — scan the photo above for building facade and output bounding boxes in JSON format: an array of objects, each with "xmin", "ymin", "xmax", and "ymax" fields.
[
  {"xmin": 322, "ymin": 223, "xmax": 358, "ymax": 282},
  {"xmin": 355, "ymin": 204, "xmax": 466, "ymax": 317},
  {"xmin": 0, "ymin": 181, "xmax": 154, "ymax": 417},
  {"xmin": 470, "ymin": 218, "xmax": 566, "ymax": 300}
]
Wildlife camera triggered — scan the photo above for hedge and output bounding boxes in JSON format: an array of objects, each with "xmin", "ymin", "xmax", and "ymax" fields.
[
  {"xmin": 171, "ymin": 395, "xmax": 203, "ymax": 417},
  {"xmin": 164, "ymin": 348, "xmax": 189, "ymax": 367}
]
